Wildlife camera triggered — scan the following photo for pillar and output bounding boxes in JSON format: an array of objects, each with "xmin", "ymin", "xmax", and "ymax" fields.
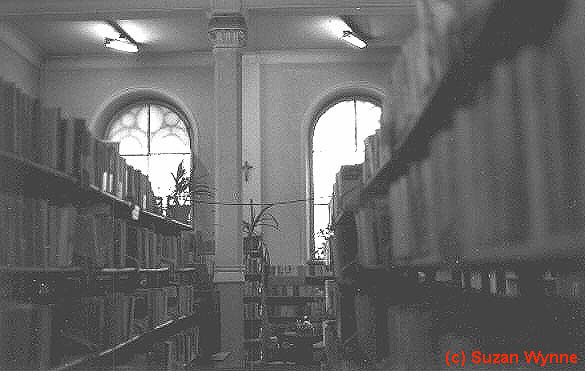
[{"xmin": 208, "ymin": 10, "xmax": 246, "ymax": 363}]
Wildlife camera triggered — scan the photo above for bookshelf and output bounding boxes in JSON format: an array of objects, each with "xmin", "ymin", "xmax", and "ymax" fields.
[
  {"xmin": 242, "ymin": 235, "xmax": 269, "ymax": 363},
  {"xmin": 327, "ymin": 0, "xmax": 585, "ymax": 368},
  {"xmin": 359, "ymin": 0, "xmax": 568, "ymax": 201},
  {"xmin": 0, "ymin": 79, "xmax": 212, "ymax": 371}
]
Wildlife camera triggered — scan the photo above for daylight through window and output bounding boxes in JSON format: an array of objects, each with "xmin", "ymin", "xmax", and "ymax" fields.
[
  {"xmin": 106, "ymin": 102, "xmax": 192, "ymax": 205},
  {"xmin": 312, "ymin": 97, "xmax": 381, "ymax": 260}
]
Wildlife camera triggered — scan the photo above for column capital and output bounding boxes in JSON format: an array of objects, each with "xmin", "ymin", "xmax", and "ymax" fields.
[{"xmin": 208, "ymin": 14, "xmax": 247, "ymax": 49}]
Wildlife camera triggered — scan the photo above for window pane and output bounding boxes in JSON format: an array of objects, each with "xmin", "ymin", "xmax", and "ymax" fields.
[
  {"xmin": 136, "ymin": 105, "xmax": 149, "ymax": 132},
  {"xmin": 148, "ymin": 154, "xmax": 191, "ymax": 200},
  {"xmin": 107, "ymin": 103, "xmax": 193, "ymax": 207},
  {"xmin": 149, "ymin": 104, "xmax": 164, "ymax": 132},
  {"xmin": 312, "ymin": 98, "xmax": 381, "ymax": 259},
  {"xmin": 123, "ymin": 155, "xmax": 149, "ymax": 176},
  {"xmin": 150, "ymin": 128, "xmax": 190, "ymax": 154}
]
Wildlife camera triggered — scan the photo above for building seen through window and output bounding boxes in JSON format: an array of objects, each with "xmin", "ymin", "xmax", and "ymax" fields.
[{"xmin": 312, "ymin": 97, "xmax": 381, "ymax": 261}]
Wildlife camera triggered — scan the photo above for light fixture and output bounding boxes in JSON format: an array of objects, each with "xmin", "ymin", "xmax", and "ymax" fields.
[
  {"xmin": 342, "ymin": 30, "xmax": 367, "ymax": 49},
  {"xmin": 105, "ymin": 37, "xmax": 139, "ymax": 53},
  {"xmin": 102, "ymin": 21, "xmax": 140, "ymax": 53},
  {"xmin": 94, "ymin": 23, "xmax": 121, "ymax": 39}
]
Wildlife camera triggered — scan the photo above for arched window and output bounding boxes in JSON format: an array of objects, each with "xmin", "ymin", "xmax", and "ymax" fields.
[
  {"xmin": 105, "ymin": 102, "xmax": 192, "ymax": 211},
  {"xmin": 311, "ymin": 97, "xmax": 382, "ymax": 261}
]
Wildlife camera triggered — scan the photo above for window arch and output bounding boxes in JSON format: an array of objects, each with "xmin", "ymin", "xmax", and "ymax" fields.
[
  {"xmin": 105, "ymin": 101, "xmax": 192, "ymax": 210},
  {"xmin": 310, "ymin": 96, "xmax": 382, "ymax": 261}
]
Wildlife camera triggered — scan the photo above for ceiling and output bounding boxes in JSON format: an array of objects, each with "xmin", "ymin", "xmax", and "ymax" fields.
[{"xmin": 0, "ymin": 0, "xmax": 417, "ymax": 57}]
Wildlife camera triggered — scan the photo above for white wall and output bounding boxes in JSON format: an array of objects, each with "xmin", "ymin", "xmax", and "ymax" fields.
[
  {"xmin": 254, "ymin": 50, "xmax": 396, "ymax": 265},
  {"xmin": 42, "ymin": 55, "xmax": 216, "ymax": 177},
  {"xmin": 0, "ymin": 22, "xmax": 41, "ymax": 97}
]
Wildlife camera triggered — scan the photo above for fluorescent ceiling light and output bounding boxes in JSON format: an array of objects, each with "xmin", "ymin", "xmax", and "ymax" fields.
[
  {"xmin": 342, "ymin": 30, "xmax": 367, "ymax": 49},
  {"xmin": 105, "ymin": 37, "xmax": 139, "ymax": 53},
  {"xmin": 94, "ymin": 23, "xmax": 121, "ymax": 39},
  {"xmin": 327, "ymin": 18, "xmax": 351, "ymax": 38},
  {"xmin": 117, "ymin": 21, "xmax": 148, "ymax": 43}
]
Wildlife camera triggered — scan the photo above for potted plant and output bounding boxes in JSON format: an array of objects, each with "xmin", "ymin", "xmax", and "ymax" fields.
[
  {"xmin": 166, "ymin": 160, "xmax": 191, "ymax": 222},
  {"xmin": 167, "ymin": 160, "xmax": 214, "ymax": 223},
  {"xmin": 242, "ymin": 199, "xmax": 280, "ymax": 253}
]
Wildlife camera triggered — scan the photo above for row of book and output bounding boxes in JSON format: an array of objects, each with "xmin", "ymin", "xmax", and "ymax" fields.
[
  {"xmin": 66, "ymin": 285, "xmax": 200, "ymax": 350},
  {"xmin": 267, "ymin": 304, "xmax": 301, "ymax": 318},
  {"xmin": 346, "ymin": 37, "xmax": 585, "ymax": 266},
  {"xmin": 244, "ymin": 281, "xmax": 263, "ymax": 297},
  {"xmin": 362, "ymin": 129, "xmax": 389, "ymax": 183},
  {"xmin": 268, "ymin": 285, "xmax": 324, "ymax": 298},
  {"xmin": 147, "ymin": 327, "xmax": 201, "ymax": 371},
  {"xmin": 373, "ymin": 0, "xmax": 495, "ymax": 184},
  {"xmin": 304, "ymin": 301, "xmax": 326, "ymax": 318},
  {"xmin": 397, "ymin": 43, "xmax": 581, "ymax": 264},
  {"xmin": 0, "ymin": 189, "xmax": 205, "ymax": 270},
  {"xmin": 268, "ymin": 264, "xmax": 333, "ymax": 277},
  {"xmin": 306, "ymin": 263, "xmax": 332, "ymax": 277},
  {"xmin": 382, "ymin": 0, "xmax": 490, "ymax": 152},
  {"xmin": 0, "ymin": 302, "xmax": 51, "ymax": 371},
  {"xmin": 0, "ymin": 284, "xmax": 203, "ymax": 371},
  {"xmin": 329, "ymin": 164, "xmax": 362, "ymax": 221},
  {"xmin": 244, "ymin": 320, "xmax": 264, "ymax": 340},
  {"xmin": 0, "ymin": 193, "xmax": 76, "ymax": 268},
  {"xmin": 117, "ymin": 327, "xmax": 201, "ymax": 371},
  {"xmin": 0, "ymin": 79, "xmax": 158, "ymax": 211},
  {"xmin": 244, "ymin": 302, "xmax": 264, "ymax": 320},
  {"xmin": 244, "ymin": 256, "xmax": 264, "ymax": 275},
  {"xmin": 244, "ymin": 345, "xmax": 264, "ymax": 362}
]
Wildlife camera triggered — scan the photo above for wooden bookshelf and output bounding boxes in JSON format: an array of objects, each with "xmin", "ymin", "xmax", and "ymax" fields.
[
  {"xmin": 244, "ymin": 296, "xmax": 262, "ymax": 303},
  {"xmin": 51, "ymin": 314, "xmax": 198, "ymax": 371},
  {"xmin": 0, "ymin": 150, "xmax": 192, "ymax": 233},
  {"xmin": 359, "ymin": 0, "xmax": 567, "ymax": 202},
  {"xmin": 87, "ymin": 184, "xmax": 192, "ymax": 232},
  {"xmin": 266, "ymin": 296, "xmax": 319, "ymax": 304}
]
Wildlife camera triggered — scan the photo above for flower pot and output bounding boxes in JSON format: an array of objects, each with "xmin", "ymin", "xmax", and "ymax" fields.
[{"xmin": 243, "ymin": 235, "xmax": 262, "ymax": 254}]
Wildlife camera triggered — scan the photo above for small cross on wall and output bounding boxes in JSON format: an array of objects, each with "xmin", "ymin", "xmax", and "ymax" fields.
[{"xmin": 242, "ymin": 160, "xmax": 253, "ymax": 182}]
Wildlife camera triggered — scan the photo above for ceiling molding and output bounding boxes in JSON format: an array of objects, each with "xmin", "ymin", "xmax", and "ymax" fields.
[
  {"xmin": 0, "ymin": 0, "xmax": 209, "ymax": 20},
  {"xmin": 0, "ymin": 22, "xmax": 43, "ymax": 66},
  {"xmin": 0, "ymin": 0, "xmax": 414, "ymax": 20},
  {"xmin": 45, "ymin": 52, "xmax": 213, "ymax": 71},
  {"xmin": 248, "ymin": 48, "xmax": 399, "ymax": 65}
]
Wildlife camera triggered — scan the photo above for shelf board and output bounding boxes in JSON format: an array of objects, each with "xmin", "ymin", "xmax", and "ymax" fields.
[
  {"xmin": 87, "ymin": 185, "xmax": 192, "ymax": 231},
  {"xmin": 51, "ymin": 314, "xmax": 198, "ymax": 371},
  {"xmin": 0, "ymin": 266, "xmax": 83, "ymax": 274},
  {"xmin": 359, "ymin": 0, "xmax": 567, "ymax": 202},
  {"xmin": 243, "ymin": 338, "xmax": 263, "ymax": 344},
  {"xmin": 244, "ymin": 296, "xmax": 262, "ymax": 303},
  {"xmin": 266, "ymin": 296, "xmax": 319, "ymax": 303},
  {"xmin": 0, "ymin": 151, "xmax": 192, "ymax": 231},
  {"xmin": 268, "ymin": 317, "xmax": 323, "ymax": 323}
]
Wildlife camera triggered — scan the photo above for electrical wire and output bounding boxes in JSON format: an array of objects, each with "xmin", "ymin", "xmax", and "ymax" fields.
[{"xmin": 191, "ymin": 198, "xmax": 329, "ymax": 206}]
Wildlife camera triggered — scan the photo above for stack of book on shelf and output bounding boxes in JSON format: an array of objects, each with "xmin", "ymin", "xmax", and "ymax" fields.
[
  {"xmin": 268, "ymin": 304, "xmax": 299, "ymax": 318},
  {"xmin": 0, "ymin": 79, "xmax": 158, "ymax": 212},
  {"xmin": 244, "ymin": 281, "xmax": 263, "ymax": 297},
  {"xmin": 0, "ymin": 77, "xmax": 211, "ymax": 371},
  {"xmin": 244, "ymin": 256, "xmax": 264, "ymax": 275},
  {"xmin": 362, "ymin": 130, "xmax": 385, "ymax": 183},
  {"xmin": 268, "ymin": 284, "xmax": 324, "ymax": 298},
  {"xmin": 244, "ymin": 302, "xmax": 264, "ymax": 320},
  {"xmin": 306, "ymin": 264, "xmax": 332, "ymax": 278},
  {"xmin": 330, "ymin": 164, "xmax": 362, "ymax": 223},
  {"xmin": 0, "ymin": 302, "xmax": 52, "ymax": 371}
]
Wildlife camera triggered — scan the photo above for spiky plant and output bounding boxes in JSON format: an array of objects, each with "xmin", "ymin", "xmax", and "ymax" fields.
[{"xmin": 242, "ymin": 199, "xmax": 280, "ymax": 237}]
